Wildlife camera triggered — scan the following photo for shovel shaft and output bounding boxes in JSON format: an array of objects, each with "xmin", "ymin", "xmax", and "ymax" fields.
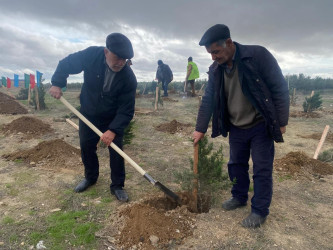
[{"xmin": 60, "ymin": 96, "xmax": 146, "ymax": 176}]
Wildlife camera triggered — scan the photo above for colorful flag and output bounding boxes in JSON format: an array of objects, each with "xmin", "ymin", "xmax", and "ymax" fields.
[
  {"xmin": 36, "ymin": 71, "xmax": 43, "ymax": 87},
  {"xmin": 14, "ymin": 74, "xmax": 19, "ymax": 87},
  {"xmin": 1, "ymin": 76, "xmax": 6, "ymax": 87},
  {"xmin": 7, "ymin": 77, "xmax": 11, "ymax": 88},
  {"xmin": 24, "ymin": 74, "xmax": 30, "ymax": 88},
  {"xmin": 30, "ymin": 74, "xmax": 35, "ymax": 89}
]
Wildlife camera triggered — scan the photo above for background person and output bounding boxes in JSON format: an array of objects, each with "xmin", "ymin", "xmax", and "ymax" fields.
[
  {"xmin": 185, "ymin": 56, "xmax": 200, "ymax": 96},
  {"xmin": 155, "ymin": 60, "xmax": 173, "ymax": 97},
  {"xmin": 49, "ymin": 33, "xmax": 138, "ymax": 202},
  {"xmin": 192, "ymin": 24, "xmax": 289, "ymax": 228}
]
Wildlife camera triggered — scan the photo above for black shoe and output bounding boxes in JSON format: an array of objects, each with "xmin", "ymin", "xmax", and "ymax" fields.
[
  {"xmin": 111, "ymin": 188, "xmax": 129, "ymax": 202},
  {"xmin": 241, "ymin": 212, "xmax": 267, "ymax": 228},
  {"xmin": 74, "ymin": 179, "xmax": 95, "ymax": 193},
  {"xmin": 222, "ymin": 197, "xmax": 247, "ymax": 211}
]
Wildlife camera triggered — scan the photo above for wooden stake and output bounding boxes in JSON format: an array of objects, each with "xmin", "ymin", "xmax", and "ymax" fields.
[
  {"xmin": 66, "ymin": 118, "xmax": 79, "ymax": 130},
  {"xmin": 28, "ymin": 84, "xmax": 31, "ymax": 103},
  {"xmin": 193, "ymin": 143, "xmax": 199, "ymax": 212},
  {"xmin": 142, "ymin": 82, "xmax": 147, "ymax": 95},
  {"xmin": 198, "ymin": 95, "xmax": 202, "ymax": 108},
  {"xmin": 313, "ymin": 125, "xmax": 330, "ymax": 159},
  {"xmin": 154, "ymin": 86, "xmax": 159, "ymax": 111},
  {"xmin": 35, "ymin": 86, "xmax": 40, "ymax": 111},
  {"xmin": 198, "ymin": 83, "xmax": 205, "ymax": 95},
  {"xmin": 310, "ymin": 90, "xmax": 314, "ymax": 97}
]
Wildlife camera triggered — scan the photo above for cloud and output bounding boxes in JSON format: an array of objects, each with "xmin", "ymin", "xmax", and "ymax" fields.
[{"xmin": 0, "ymin": 0, "xmax": 332, "ymax": 83}]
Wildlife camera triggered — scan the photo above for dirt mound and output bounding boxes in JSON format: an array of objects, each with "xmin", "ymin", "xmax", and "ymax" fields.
[
  {"xmin": 3, "ymin": 139, "xmax": 82, "ymax": 170},
  {"xmin": 1, "ymin": 116, "xmax": 53, "ymax": 138},
  {"xmin": 299, "ymin": 132, "xmax": 333, "ymax": 144},
  {"xmin": 0, "ymin": 91, "xmax": 28, "ymax": 114},
  {"xmin": 289, "ymin": 110, "xmax": 321, "ymax": 118},
  {"xmin": 110, "ymin": 195, "xmax": 195, "ymax": 249},
  {"xmin": 162, "ymin": 96, "xmax": 178, "ymax": 102},
  {"xmin": 155, "ymin": 119, "xmax": 193, "ymax": 135},
  {"xmin": 274, "ymin": 151, "xmax": 333, "ymax": 178}
]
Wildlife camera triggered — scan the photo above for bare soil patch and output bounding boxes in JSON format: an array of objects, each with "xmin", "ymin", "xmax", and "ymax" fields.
[
  {"xmin": 155, "ymin": 119, "xmax": 193, "ymax": 135},
  {"xmin": 0, "ymin": 92, "xmax": 28, "ymax": 114},
  {"xmin": 299, "ymin": 131, "xmax": 333, "ymax": 143},
  {"xmin": 3, "ymin": 138, "xmax": 82, "ymax": 170},
  {"xmin": 274, "ymin": 151, "xmax": 333, "ymax": 178},
  {"xmin": 1, "ymin": 116, "xmax": 54, "ymax": 139},
  {"xmin": 289, "ymin": 110, "xmax": 321, "ymax": 118}
]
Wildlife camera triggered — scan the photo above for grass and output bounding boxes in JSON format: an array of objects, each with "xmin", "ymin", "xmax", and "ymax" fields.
[
  {"xmin": 2, "ymin": 216, "xmax": 15, "ymax": 225},
  {"xmin": 28, "ymin": 210, "xmax": 100, "ymax": 249}
]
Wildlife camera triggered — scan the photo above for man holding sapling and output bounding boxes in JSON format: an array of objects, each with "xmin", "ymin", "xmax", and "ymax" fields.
[
  {"xmin": 49, "ymin": 33, "xmax": 137, "ymax": 202},
  {"xmin": 192, "ymin": 24, "xmax": 289, "ymax": 228}
]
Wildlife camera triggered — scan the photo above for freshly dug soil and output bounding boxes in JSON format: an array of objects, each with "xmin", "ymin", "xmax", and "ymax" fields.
[
  {"xmin": 274, "ymin": 151, "xmax": 333, "ymax": 178},
  {"xmin": 3, "ymin": 139, "xmax": 82, "ymax": 170},
  {"xmin": 155, "ymin": 119, "xmax": 193, "ymax": 135},
  {"xmin": 1, "ymin": 116, "xmax": 53, "ymax": 138},
  {"xmin": 111, "ymin": 195, "xmax": 195, "ymax": 249},
  {"xmin": 0, "ymin": 92, "xmax": 28, "ymax": 114}
]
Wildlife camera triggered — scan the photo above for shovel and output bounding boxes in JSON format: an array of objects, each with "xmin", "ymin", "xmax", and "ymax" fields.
[{"xmin": 59, "ymin": 96, "xmax": 182, "ymax": 204}]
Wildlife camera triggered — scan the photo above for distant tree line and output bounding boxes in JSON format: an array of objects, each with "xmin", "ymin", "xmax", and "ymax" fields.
[
  {"xmin": 41, "ymin": 74, "xmax": 332, "ymax": 94},
  {"xmin": 286, "ymin": 74, "xmax": 333, "ymax": 92}
]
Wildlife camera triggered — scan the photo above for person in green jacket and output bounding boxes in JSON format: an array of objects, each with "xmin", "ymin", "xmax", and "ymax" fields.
[{"xmin": 185, "ymin": 57, "xmax": 199, "ymax": 96}]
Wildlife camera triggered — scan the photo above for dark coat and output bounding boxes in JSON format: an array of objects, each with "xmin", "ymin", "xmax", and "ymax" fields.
[
  {"xmin": 195, "ymin": 42, "xmax": 289, "ymax": 142},
  {"xmin": 156, "ymin": 64, "xmax": 173, "ymax": 83},
  {"xmin": 51, "ymin": 46, "xmax": 137, "ymax": 136}
]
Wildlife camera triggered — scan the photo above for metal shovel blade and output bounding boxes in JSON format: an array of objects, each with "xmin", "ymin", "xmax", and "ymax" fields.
[{"xmin": 155, "ymin": 181, "xmax": 182, "ymax": 205}]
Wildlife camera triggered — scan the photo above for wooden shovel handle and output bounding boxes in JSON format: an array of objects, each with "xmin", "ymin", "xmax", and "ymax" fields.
[{"xmin": 60, "ymin": 96, "xmax": 146, "ymax": 176}]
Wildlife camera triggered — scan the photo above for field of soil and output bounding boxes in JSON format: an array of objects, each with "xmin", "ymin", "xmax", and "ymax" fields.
[{"xmin": 0, "ymin": 88, "xmax": 332, "ymax": 249}]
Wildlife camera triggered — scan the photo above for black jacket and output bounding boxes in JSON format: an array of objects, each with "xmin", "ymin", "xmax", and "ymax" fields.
[
  {"xmin": 195, "ymin": 42, "xmax": 289, "ymax": 142},
  {"xmin": 156, "ymin": 63, "xmax": 173, "ymax": 83},
  {"xmin": 51, "ymin": 46, "xmax": 138, "ymax": 136}
]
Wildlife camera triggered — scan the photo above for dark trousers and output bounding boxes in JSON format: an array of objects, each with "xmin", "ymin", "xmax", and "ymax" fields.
[
  {"xmin": 79, "ymin": 117, "xmax": 125, "ymax": 190},
  {"xmin": 162, "ymin": 80, "xmax": 169, "ymax": 96},
  {"xmin": 228, "ymin": 122, "xmax": 274, "ymax": 216}
]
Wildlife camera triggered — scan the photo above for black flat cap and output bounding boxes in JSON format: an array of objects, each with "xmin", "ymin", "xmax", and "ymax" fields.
[
  {"xmin": 199, "ymin": 24, "xmax": 231, "ymax": 46},
  {"xmin": 106, "ymin": 33, "xmax": 134, "ymax": 59}
]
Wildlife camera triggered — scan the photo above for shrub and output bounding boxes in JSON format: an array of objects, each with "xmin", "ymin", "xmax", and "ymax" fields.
[{"xmin": 318, "ymin": 148, "xmax": 333, "ymax": 163}]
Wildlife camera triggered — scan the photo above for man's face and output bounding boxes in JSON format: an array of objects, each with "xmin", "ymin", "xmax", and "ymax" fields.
[
  {"xmin": 104, "ymin": 48, "xmax": 126, "ymax": 72},
  {"xmin": 206, "ymin": 39, "xmax": 234, "ymax": 66}
]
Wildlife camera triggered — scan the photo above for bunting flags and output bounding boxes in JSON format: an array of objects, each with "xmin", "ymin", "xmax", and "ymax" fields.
[
  {"xmin": 30, "ymin": 74, "xmax": 35, "ymax": 89},
  {"xmin": 7, "ymin": 77, "xmax": 11, "ymax": 88},
  {"xmin": 36, "ymin": 71, "xmax": 43, "ymax": 87},
  {"xmin": 1, "ymin": 77, "xmax": 6, "ymax": 87},
  {"xmin": 14, "ymin": 74, "xmax": 19, "ymax": 87},
  {"xmin": 0, "ymin": 71, "xmax": 43, "ymax": 89},
  {"xmin": 24, "ymin": 74, "xmax": 30, "ymax": 88}
]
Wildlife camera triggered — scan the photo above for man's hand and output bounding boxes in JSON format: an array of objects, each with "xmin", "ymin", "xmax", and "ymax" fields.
[
  {"xmin": 49, "ymin": 86, "xmax": 63, "ymax": 99},
  {"xmin": 280, "ymin": 126, "xmax": 287, "ymax": 134},
  {"xmin": 100, "ymin": 130, "xmax": 116, "ymax": 146},
  {"xmin": 192, "ymin": 131, "xmax": 205, "ymax": 145}
]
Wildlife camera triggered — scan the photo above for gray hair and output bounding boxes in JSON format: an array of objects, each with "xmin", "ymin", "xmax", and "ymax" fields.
[{"xmin": 216, "ymin": 39, "xmax": 227, "ymax": 48}]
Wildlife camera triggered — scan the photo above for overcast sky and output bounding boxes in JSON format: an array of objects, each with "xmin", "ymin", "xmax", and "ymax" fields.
[{"xmin": 0, "ymin": 0, "xmax": 332, "ymax": 83}]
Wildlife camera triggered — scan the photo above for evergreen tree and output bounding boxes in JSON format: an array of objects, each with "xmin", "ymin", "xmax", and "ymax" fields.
[{"xmin": 302, "ymin": 92, "xmax": 322, "ymax": 112}]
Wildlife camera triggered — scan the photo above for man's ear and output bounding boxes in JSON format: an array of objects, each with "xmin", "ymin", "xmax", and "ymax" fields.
[
  {"xmin": 104, "ymin": 48, "xmax": 108, "ymax": 55},
  {"xmin": 226, "ymin": 38, "xmax": 233, "ymax": 47}
]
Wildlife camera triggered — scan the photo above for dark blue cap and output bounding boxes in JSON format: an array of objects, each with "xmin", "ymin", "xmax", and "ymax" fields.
[
  {"xmin": 199, "ymin": 24, "xmax": 231, "ymax": 46},
  {"xmin": 106, "ymin": 33, "xmax": 134, "ymax": 59}
]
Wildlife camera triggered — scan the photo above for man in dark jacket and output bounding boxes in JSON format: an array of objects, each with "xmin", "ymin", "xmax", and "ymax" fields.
[
  {"xmin": 193, "ymin": 24, "xmax": 289, "ymax": 228},
  {"xmin": 49, "ymin": 33, "xmax": 138, "ymax": 202},
  {"xmin": 155, "ymin": 60, "xmax": 173, "ymax": 97}
]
